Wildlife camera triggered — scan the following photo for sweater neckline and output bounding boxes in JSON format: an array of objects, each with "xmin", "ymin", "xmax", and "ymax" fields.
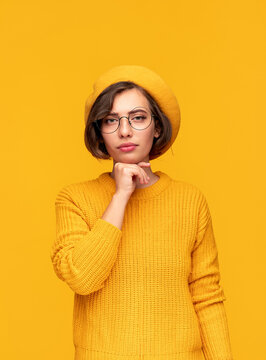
[{"xmin": 97, "ymin": 170, "xmax": 171, "ymax": 200}]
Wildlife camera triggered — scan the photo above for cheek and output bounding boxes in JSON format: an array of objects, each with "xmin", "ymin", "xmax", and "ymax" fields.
[
  {"xmin": 101, "ymin": 137, "xmax": 118, "ymax": 156},
  {"xmin": 144, "ymin": 130, "xmax": 156, "ymax": 145},
  {"xmin": 101, "ymin": 136, "xmax": 112, "ymax": 148}
]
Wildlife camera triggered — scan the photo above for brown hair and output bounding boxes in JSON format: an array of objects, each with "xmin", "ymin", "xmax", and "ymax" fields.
[{"xmin": 84, "ymin": 81, "xmax": 172, "ymax": 161}]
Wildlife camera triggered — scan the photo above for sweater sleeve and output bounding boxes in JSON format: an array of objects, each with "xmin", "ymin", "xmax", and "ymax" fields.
[
  {"xmin": 50, "ymin": 185, "xmax": 122, "ymax": 296},
  {"xmin": 188, "ymin": 192, "xmax": 234, "ymax": 360}
]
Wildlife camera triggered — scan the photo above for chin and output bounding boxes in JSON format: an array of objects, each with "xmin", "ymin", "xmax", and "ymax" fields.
[
  {"xmin": 110, "ymin": 147, "xmax": 151, "ymax": 164},
  {"xmin": 112, "ymin": 154, "xmax": 143, "ymax": 164}
]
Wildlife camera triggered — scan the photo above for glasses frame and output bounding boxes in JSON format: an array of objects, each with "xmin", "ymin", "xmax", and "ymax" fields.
[{"xmin": 93, "ymin": 110, "xmax": 156, "ymax": 134}]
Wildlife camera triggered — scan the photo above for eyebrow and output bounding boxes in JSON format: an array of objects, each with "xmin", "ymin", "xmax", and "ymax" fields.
[{"xmin": 108, "ymin": 108, "xmax": 148, "ymax": 116}]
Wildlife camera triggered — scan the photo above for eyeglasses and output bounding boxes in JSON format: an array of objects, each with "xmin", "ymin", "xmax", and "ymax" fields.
[{"xmin": 93, "ymin": 106, "xmax": 155, "ymax": 134}]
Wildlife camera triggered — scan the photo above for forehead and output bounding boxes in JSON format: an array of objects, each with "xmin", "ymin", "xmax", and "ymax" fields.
[{"xmin": 111, "ymin": 88, "xmax": 149, "ymax": 112}]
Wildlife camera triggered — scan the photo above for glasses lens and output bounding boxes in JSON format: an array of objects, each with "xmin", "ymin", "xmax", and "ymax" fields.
[
  {"xmin": 129, "ymin": 111, "xmax": 152, "ymax": 130},
  {"xmin": 99, "ymin": 116, "xmax": 120, "ymax": 133}
]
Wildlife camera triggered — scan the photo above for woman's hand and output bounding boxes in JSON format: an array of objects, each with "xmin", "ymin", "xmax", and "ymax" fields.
[{"xmin": 113, "ymin": 161, "xmax": 151, "ymax": 198}]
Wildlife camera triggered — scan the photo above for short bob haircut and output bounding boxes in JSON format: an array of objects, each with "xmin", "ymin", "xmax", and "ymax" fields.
[{"xmin": 84, "ymin": 81, "xmax": 172, "ymax": 161}]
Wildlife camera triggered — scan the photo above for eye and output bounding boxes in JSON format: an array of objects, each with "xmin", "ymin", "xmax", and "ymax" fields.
[
  {"xmin": 132, "ymin": 116, "xmax": 146, "ymax": 121},
  {"xmin": 104, "ymin": 118, "xmax": 118, "ymax": 124}
]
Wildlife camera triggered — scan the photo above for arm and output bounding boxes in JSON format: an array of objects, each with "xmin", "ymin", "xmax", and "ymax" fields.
[
  {"xmin": 188, "ymin": 192, "xmax": 234, "ymax": 360},
  {"xmin": 50, "ymin": 186, "xmax": 123, "ymax": 295},
  {"xmin": 101, "ymin": 191, "xmax": 131, "ymax": 230}
]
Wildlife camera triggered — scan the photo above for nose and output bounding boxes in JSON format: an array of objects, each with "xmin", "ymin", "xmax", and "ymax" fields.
[{"xmin": 118, "ymin": 116, "xmax": 133, "ymax": 137}]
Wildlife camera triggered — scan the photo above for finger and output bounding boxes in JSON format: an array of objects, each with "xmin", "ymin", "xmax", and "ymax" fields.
[
  {"xmin": 118, "ymin": 164, "xmax": 149, "ymax": 183},
  {"xmin": 138, "ymin": 162, "xmax": 151, "ymax": 167},
  {"xmin": 140, "ymin": 171, "xmax": 145, "ymax": 184},
  {"xmin": 142, "ymin": 169, "xmax": 150, "ymax": 182},
  {"xmin": 135, "ymin": 167, "xmax": 146, "ymax": 184},
  {"xmin": 126, "ymin": 166, "xmax": 144, "ymax": 182}
]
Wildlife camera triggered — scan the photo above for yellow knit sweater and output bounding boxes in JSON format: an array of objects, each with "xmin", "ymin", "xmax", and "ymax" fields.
[{"xmin": 50, "ymin": 171, "xmax": 234, "ymax": 360}]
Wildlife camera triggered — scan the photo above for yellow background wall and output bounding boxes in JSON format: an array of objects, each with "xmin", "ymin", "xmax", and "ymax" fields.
[{"xmin": 1, "ymin": 0, "xmax": 265, "ymax": 358}]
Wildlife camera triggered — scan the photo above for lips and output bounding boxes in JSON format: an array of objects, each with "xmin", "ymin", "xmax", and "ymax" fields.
[
  {"xmin": 118, "ymin": 143, "xmax": 137, "ymax": 148},
  {"xmin": 118, "ymin": 143, "xmax": 138, "ymax": 152}
]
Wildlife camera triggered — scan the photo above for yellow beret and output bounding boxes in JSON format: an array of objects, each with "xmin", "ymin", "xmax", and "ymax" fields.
[{"xmin": 84, "ymin": 65, "xmax": 181, "ymax": 159}]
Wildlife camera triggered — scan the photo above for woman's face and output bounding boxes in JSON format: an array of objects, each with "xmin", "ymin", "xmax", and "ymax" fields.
[{"xmin": 101, "ymin": 88, "xmax": 160, "ymax": 164}]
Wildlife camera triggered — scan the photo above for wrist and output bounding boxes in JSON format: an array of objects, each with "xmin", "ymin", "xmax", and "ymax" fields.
[{"xmin": 113, "ymin": 191, "xmax": 131, "ymax": 204}]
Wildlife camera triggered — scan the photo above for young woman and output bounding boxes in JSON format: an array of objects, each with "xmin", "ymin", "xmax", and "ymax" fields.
[{"xmin": 50, "ymin": 65, "xmax": 234, "ymax": 360}]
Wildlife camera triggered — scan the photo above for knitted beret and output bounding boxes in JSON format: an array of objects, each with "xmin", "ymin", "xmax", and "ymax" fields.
[{"xmin": 84, "ymin": 65, "xmax": 181, "ymax": 159}]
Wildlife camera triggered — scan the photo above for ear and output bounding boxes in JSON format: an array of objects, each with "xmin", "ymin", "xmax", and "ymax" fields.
[
  {"xmin": 154, "ymin": 127, "xmax": 161, "ymax": 138},
  {"xmin": 153, "ymin": 117, "xmax": 161, "ymax": 138}
]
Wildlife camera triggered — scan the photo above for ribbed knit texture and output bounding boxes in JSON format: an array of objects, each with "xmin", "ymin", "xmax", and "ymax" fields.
[{"xmin": 50, "ymin": 171, "xmax": 234, "ymax": 360}]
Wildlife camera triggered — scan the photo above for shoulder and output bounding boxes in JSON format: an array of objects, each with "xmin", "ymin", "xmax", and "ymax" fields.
[
  {"xmin": 168, "ymin": 177, "xmax": 211, "ymax": 228},
  {"xmin": 54, "ymin": 175, "xmax": 102, "ymax": 206},
  {"xmin": 168, "ymin": 176, "xmax": 207, "ymax": 202}
]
